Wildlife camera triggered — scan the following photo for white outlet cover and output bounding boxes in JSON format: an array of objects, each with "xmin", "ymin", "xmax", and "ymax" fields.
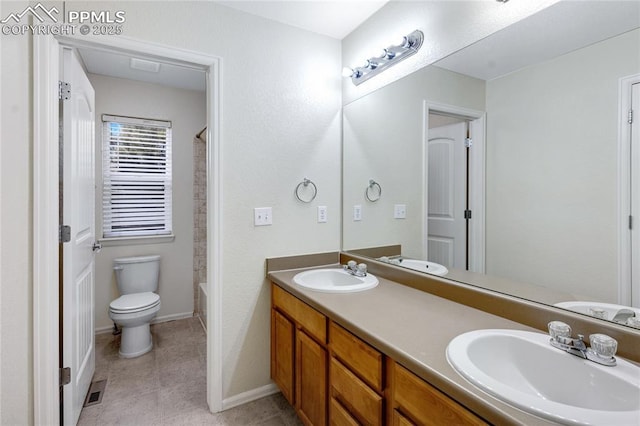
[
  {"xmin": 394, "ymin": 204, "xmax": 407, "ymax": 219},
  {"xmin": 353, "ymin": 205, "xmax": 362, "ymax": 221},
  {"xmin": 317, "ymin": 206, "xmax": 327, "ymax": 223}
]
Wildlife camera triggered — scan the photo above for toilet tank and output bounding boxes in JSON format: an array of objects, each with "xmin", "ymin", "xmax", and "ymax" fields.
[{"xmin": 113, "ymin": 255, "xmax": 161, "ymax": 294}]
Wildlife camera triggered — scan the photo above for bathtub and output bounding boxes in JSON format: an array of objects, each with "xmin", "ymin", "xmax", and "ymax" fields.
[{"xmin": 198, "ymin": 282, "xmax": 207, "ymax": 330}]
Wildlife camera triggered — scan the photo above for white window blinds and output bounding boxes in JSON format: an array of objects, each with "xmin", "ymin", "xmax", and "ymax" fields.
[{"xmin": 102, "ymin": 114, "xmax": 173, "ymax": 238}]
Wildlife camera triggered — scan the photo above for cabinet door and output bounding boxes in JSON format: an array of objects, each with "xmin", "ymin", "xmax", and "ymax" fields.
[
  {"xmin": 271, "ymin": 309, "xmax": 295, "ymax": 404},
  {"xmin": 297, "ymin": 330, "xmax": 327, "ymax": 426}
]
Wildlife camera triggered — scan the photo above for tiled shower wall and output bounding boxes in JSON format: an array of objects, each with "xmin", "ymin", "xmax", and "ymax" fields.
[{"xmin": 193, "ymin": 136, "xmax": 207, "ymax": 315}]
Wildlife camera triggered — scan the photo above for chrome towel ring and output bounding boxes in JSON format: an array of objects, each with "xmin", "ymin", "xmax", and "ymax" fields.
[
  {"xmin": 366, "ymin": 179, "xmax": 382, "ymax": 202},
  {"xmin": 295, "ymin": 178, "xmax": 317, "ymax": 203}
]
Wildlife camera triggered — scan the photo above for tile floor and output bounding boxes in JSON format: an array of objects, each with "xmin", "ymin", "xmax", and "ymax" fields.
[{"xmin": 78, "ymin": 317, "xmax": 301, "ymax": 425}]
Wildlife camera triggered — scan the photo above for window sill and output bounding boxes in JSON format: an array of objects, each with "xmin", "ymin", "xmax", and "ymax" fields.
[{"xmin": 99, "ymin": 234, "xmax": 175, "ymax": 247}]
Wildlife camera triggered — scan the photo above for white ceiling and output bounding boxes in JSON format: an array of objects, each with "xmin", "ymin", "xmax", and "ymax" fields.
[
  {"xmin": 78, "ymin": 47, "xmax": 207, "ymax": 92},
  {"xmin": 78, "ymin": 0, "xmax": 388, "ymax": 92}
]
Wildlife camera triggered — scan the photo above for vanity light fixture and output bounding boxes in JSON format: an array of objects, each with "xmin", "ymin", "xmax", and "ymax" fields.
[{"xmin": 343, "ymin": 29, "xmax": 424, "ymax": 86}]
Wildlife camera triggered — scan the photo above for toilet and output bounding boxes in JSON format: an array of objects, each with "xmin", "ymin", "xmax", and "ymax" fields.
[{"xmin": 109, "ymin": 255, "xmax": 162, "ymax": 358}]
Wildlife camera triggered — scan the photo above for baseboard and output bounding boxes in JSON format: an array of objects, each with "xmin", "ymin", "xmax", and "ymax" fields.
[
  {"xmin": 221, "ymin": 383, "xmax": 280, "ymax": 411},
  {"xmin": 94, "ymin": 311, "xmax": 195, "ymax": 334}
]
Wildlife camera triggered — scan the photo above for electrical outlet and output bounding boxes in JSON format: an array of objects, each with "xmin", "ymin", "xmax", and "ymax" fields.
[
  {"xmin": 353, "ymin": 205, "xmax": 362, "ymax": 221},
  {"xmin": 254, "ymin": 207, "xmax": 272, "ymax": 226},
  {"xmin": 394, "ymin": 204, "xmax": 407, "ymax": 219},
  {"xmin": 317, "ymin": 206, "xmax": 327, "ymax": 223}
]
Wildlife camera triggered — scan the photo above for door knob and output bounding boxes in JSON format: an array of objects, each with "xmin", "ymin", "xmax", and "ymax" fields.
[{"xmin": 92, "ymin": 241, "xmax": 102, "ymax": 253}]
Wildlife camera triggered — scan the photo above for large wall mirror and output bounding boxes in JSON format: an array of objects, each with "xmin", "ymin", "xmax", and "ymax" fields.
[{"xmin": 342, "ymin": 1, "xmax": 640, "ymax": 329}]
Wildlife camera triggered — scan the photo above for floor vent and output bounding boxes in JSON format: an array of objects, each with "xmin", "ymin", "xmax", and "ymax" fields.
[{"xmin": 83, "ymin": 379, "xmax": 107, "ymax": 407}]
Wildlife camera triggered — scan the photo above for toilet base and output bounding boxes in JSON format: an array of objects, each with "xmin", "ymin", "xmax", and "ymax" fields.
[{"xmin": 119, "ymin": 322, "xmax": 153, "ymax": 358}]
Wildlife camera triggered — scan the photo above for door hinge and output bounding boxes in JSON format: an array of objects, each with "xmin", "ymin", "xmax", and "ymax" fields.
[
  {"xmin": 465, "ymin": 137, "xmax": 473, "ymax": 148},
  {"xmin": 630, "ymin": 215, "xmax": 634, "ymax": 230},
  {"xmin": 629, "ymin": 109, "xmax": 634, "ymax": 125},
  {"xmin": 58, "ymin": 81, "xmax": 70, "ymax": 101},
  {"xmin": 59, "ymin": 225, "xmax": 71, "ymax": 243},
  {"xmin": 464, "ymin": 209, "xmax": 472, "ymax": 219},
  {"xmin": 60, "ymin": 367, "xmax": 71, "ymax": 387}
]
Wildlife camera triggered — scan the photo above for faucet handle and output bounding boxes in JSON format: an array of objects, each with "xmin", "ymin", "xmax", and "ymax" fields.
[
  {"xmin": 589, "ymin": 334, "xmax": 618, "ymax": 359},
  {"xmin": 548, "ymin": 321, "xmax": 572, "ymax": 339}
]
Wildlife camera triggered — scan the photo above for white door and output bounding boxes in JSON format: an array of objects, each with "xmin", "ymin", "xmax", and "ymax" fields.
[
  {"xmin": 61, "ymin": 47, "xmax": 96, "ymax": 425},
  {"xmin": 427, "ymin": 120, "xmax": 467, "ymax": 269},
  {"xmin": 631, "ymin": 82, "xmax": 640, "ymax": 308}
]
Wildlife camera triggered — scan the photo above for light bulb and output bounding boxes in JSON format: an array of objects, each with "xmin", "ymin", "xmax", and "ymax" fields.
[
  {"xmin": 365, "ymin": 59, "xmax": 378, "ymax": 69},
  {"xmin": 341, "ymin": 67, "xmax": 354, "ymax": 78},
  {"xmin": 369, "ymin": 48, "xmax": 387, "ymax": 59},
  {"xmin": 394, "ymin": 35, "xmax": 408, "ymax": 48}
]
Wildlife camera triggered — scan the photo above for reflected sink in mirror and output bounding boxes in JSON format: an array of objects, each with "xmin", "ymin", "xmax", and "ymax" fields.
[
  {"xmin": 293, "ymin": 268, "xmax": 379, "ymax": 293},
  {"xmin": 555, "ymin": 301, "xmax": 640, "ymax": 327},
  {"xmin": 378, "ymin": 257, "xmax": 448, "ymax": 276},
  {"xmin": 446, "ymin": 329, "xmax": 640, "ymax": 425}
]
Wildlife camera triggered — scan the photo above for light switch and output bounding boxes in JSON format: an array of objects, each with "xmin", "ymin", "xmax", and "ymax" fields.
[
  {"xmin": 353, "ymin": 205, "xmax": 362, "ymax": 221},
  {"xmin": 394, "ymin": 204, "xmax": 407, "ymax": 219},
  {"xmin": 254, "ymin": 207, "xmax": 272, "ymax": 226}
]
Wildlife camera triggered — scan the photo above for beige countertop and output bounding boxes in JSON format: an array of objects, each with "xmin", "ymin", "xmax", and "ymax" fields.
[{"xmin": 268, "ymin": 265, "xmax": 559, "ymax": 426}]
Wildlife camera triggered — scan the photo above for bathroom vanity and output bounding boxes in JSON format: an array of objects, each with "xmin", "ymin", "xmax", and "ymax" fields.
[
  {"xmin": 270, "ymin": 281, "xmax": 486, "ymax": 425},
  {"xmin": 267, "ymin": 252, "xmax": 640, "ymax": 425}
]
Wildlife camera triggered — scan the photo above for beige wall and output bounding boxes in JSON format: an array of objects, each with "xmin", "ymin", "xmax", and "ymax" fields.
[
  {"xmin": 89, "ymin": 73, "xmax": 206, "ymax": 331},
  {"xmin": 486, "ymin": 29, "xmax": 640, "ymax": 302}
]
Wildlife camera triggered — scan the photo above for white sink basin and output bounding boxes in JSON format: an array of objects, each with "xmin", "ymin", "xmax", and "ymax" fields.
[
  {"xmin": 396, "ymin": 259, "xmax": 448, "ymax": 276},
  {"xmin": 446, "ymin": 329, "xmax": 640, "ymax": 425},
  {"xmin": 293, "ymin": 268, "xmax": 379, "ymax": 293}
]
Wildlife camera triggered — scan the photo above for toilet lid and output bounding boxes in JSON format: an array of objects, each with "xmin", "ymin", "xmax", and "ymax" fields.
[{"xmin": 110, "ymin": 292, "xmax": 160, "ymax": 313}]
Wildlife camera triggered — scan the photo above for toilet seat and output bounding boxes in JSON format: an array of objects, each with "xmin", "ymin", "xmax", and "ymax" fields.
[{"xmin": 110, "ymin": 292, "xmax": 160, "ymax": 314}]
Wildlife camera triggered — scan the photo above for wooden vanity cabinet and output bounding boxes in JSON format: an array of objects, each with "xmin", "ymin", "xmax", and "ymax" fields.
[
  {"xmin": 271, "ymin": 283, "xmax": 489, "ymax": 426},
  {"xmin": 271, "ymin": 284, "xmax": 327, "ymax": 426},
  {"xmin": 388, "ymin": 361, "xmax": 488, "ymax": 426}
]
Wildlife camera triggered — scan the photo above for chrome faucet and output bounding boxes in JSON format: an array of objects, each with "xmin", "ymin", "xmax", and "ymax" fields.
[
  {"xmin": 343, "ymin": 260, "xmax": 367, "ymax": 277},
  {"xmin": 548, "ymin": 321, "xmax": 617, "ymax": 366},
  {"xmin": 377, "ymin": 255, "xmax": 402, "ymax": 265},
  {"xmin": 612, "ymin": 308, "xmax": 636, "ymax": 324}
]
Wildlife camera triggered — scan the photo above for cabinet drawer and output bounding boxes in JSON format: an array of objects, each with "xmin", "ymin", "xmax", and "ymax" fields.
[
  {"xmin": 394, "ymin": 363, "xmax": 487, "ymax": 426},
  {"xmin": 272, "ymin": 283, "xmax": 326, "ymax": 343},
  {"xmin": 330, "ymin": 397, "xmax": 359, "ymax": 426},
  {"xmin": 330, "ymin": 357, "xmax": 382, "ymax": 426},
  {"xmin": 329, "ymin": 321, "xmax": 383, "ymax": 392},
  {"xmin": 392, "ymin": 410, "xmax": 415, "ymax": 426}
]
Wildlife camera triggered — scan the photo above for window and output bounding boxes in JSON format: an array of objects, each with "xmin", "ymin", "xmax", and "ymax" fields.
[{"xmin": 102, "ymin": 114, "xmax": 172, "ymax": 238}]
